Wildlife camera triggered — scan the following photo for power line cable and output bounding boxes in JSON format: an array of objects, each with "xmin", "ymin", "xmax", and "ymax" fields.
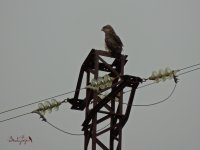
[
  {"xmin": 0, "ymin": 99, "xmax": 66, "ymax": 123},
  {"xmin": 0, "ymin": 99, "xmax": 67, "ymax": 123},
  {"xmin": 124, "ymin": 82, "xmax": 177, "ymax": 107},
  {"xmin": 45, "ymin": 120, "xmax": 84, "ymax": 136},
  {"xmin": 39, "ymin": 114, "xmax": 111, "ymax": 136},
  {"xmin": 177, "ymin": 67, "xmax": 200, "ymax": 76},
  {"xmin": 0, "ymin": 63, "xmax": 199, "ymax": 120},
  {"xmin": 123, "ymin": 63, "xmax": 200, "ymax": 94},
  {"xmin": 137, "ymin": 82, "xmax": 157, "ymax": 89},
  {"xmin": 123, "ymin": 81, "xmax": 157, "ymax": 94},
  {"xmin": 45, "ymin": 120, "xmax": 111, "ymax": 136},
  {"xmin": 0, "ymin": 88, "xmax": 85, "ymax": 115},
  {"xmin": 0, "ymin": 111, "xmax": 83, "ymax": 135},
  {"xmin": 0, "ymin": 103, "xmax": 110, "ymax": 136},
  {"xmin": 0, "ymin": 64, "xmax": 199, "ymax": 133},
  {"xmin": 0, "ymin": 112, "xmax": 31, "ymax": 123},
  {"xmin": 177, "ymin": 63, "xmax": 200, "ymax": 72},
  {"xmin": 123, "ymin": 64, "xmax": 200, "ymax": 106}
]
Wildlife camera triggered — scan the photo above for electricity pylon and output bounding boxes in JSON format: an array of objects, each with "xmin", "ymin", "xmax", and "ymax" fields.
[{"xmin": 68, "ymin": 49, "xmax": 142, "ymax": 150}]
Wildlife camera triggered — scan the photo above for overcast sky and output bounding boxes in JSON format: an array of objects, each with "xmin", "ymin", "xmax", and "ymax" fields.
[{"xmin": 0, "ymin": 0, "xmax": 200, "ymax": 150}]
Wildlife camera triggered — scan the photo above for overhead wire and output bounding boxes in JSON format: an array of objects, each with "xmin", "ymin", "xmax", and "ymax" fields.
[
  {"xmin": 0, "ymin": 112, "xmax": 31, "ymax": 123},
  {"xmin": 137, "ymin": 81, "xmax": 157, "ymax": 89},
  {"xmin": 123, "ymin": 63, "xmax": 200, "ymax": 106},
  {"xmin": 123, "ymin": 62, "xmax": 200, "ymax": 94},
  {"xmin": 45, "ymin": 120, "xmax": 84, "ymax": 136},
  {"xmin": 123, "ymin": 82, "xmax": 177, "ymax": 107},
  {"xmin": 36, "ymin": 112, "xmax": 111, "ymax": 136},
  {"xmin": 0, "ymin": 99, "xmax": 110, "ymax": 136},
  {"xmin": 0, "ymin": 88, "xmax": 85, "ymax": 115},
  {"xmin": 0, "ymin": 99, "xmax": 68, "ymax": 123},
  {"xmin": 0, "ymin": 62, "xmax": 199, "ymax": 138},
  {"xmin": 123, "ymin": 81, "xmax": 157, "ymax": 94},
  {"xmin": 0, "ymin": 63, "xmax": 199, "ymax": 124},
  {"xmin": 177, "ymin": 63, "xmax": 200, "ymax": 72},
  {"xmin": 1, "ymin": 63, "xmax": 199, "ymax": 116},
  {"xmin": 177, "ymin": 67, "xmax": 200, "ymax": 76},
  {"xmin": 45, "ymin": 120, "xmax": 111, "ymax": 136}
]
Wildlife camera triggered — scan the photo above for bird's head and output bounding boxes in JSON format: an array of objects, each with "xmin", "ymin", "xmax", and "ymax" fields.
[{"xmin": 101, "ymin": 25, "xmax": 115, "ymax": 34}]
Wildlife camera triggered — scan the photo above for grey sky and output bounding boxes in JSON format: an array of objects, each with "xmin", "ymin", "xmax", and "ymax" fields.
[{"xmin": 0, "ymin": 0, "xmax": 200, "ymax": 149}]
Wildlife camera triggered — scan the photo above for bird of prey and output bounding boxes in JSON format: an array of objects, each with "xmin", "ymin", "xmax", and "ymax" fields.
[{"xmin": 101, "ymin": 25, "xmax": 123, "ymax": 58}]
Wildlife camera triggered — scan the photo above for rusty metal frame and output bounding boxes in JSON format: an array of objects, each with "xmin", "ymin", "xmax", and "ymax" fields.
[{"xmin": 68, "ymin": 49, "xmax": 142, "ymax": 150}]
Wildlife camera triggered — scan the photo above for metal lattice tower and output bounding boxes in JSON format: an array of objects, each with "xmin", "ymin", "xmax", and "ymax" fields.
[{"xmin": 68, "ymin": 49, "xmax": 142, "ymax": 150}]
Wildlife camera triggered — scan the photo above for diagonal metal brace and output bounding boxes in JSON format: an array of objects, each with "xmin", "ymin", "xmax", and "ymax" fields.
[{"xmin": 82, "ymin": 75, "xmax": 142, "ymax": 131}]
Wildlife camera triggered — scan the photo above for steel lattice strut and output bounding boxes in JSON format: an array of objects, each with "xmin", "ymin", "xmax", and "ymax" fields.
[{"xmin": 68, "ymin": 49, "xmax": 142, "ymax": 150}]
